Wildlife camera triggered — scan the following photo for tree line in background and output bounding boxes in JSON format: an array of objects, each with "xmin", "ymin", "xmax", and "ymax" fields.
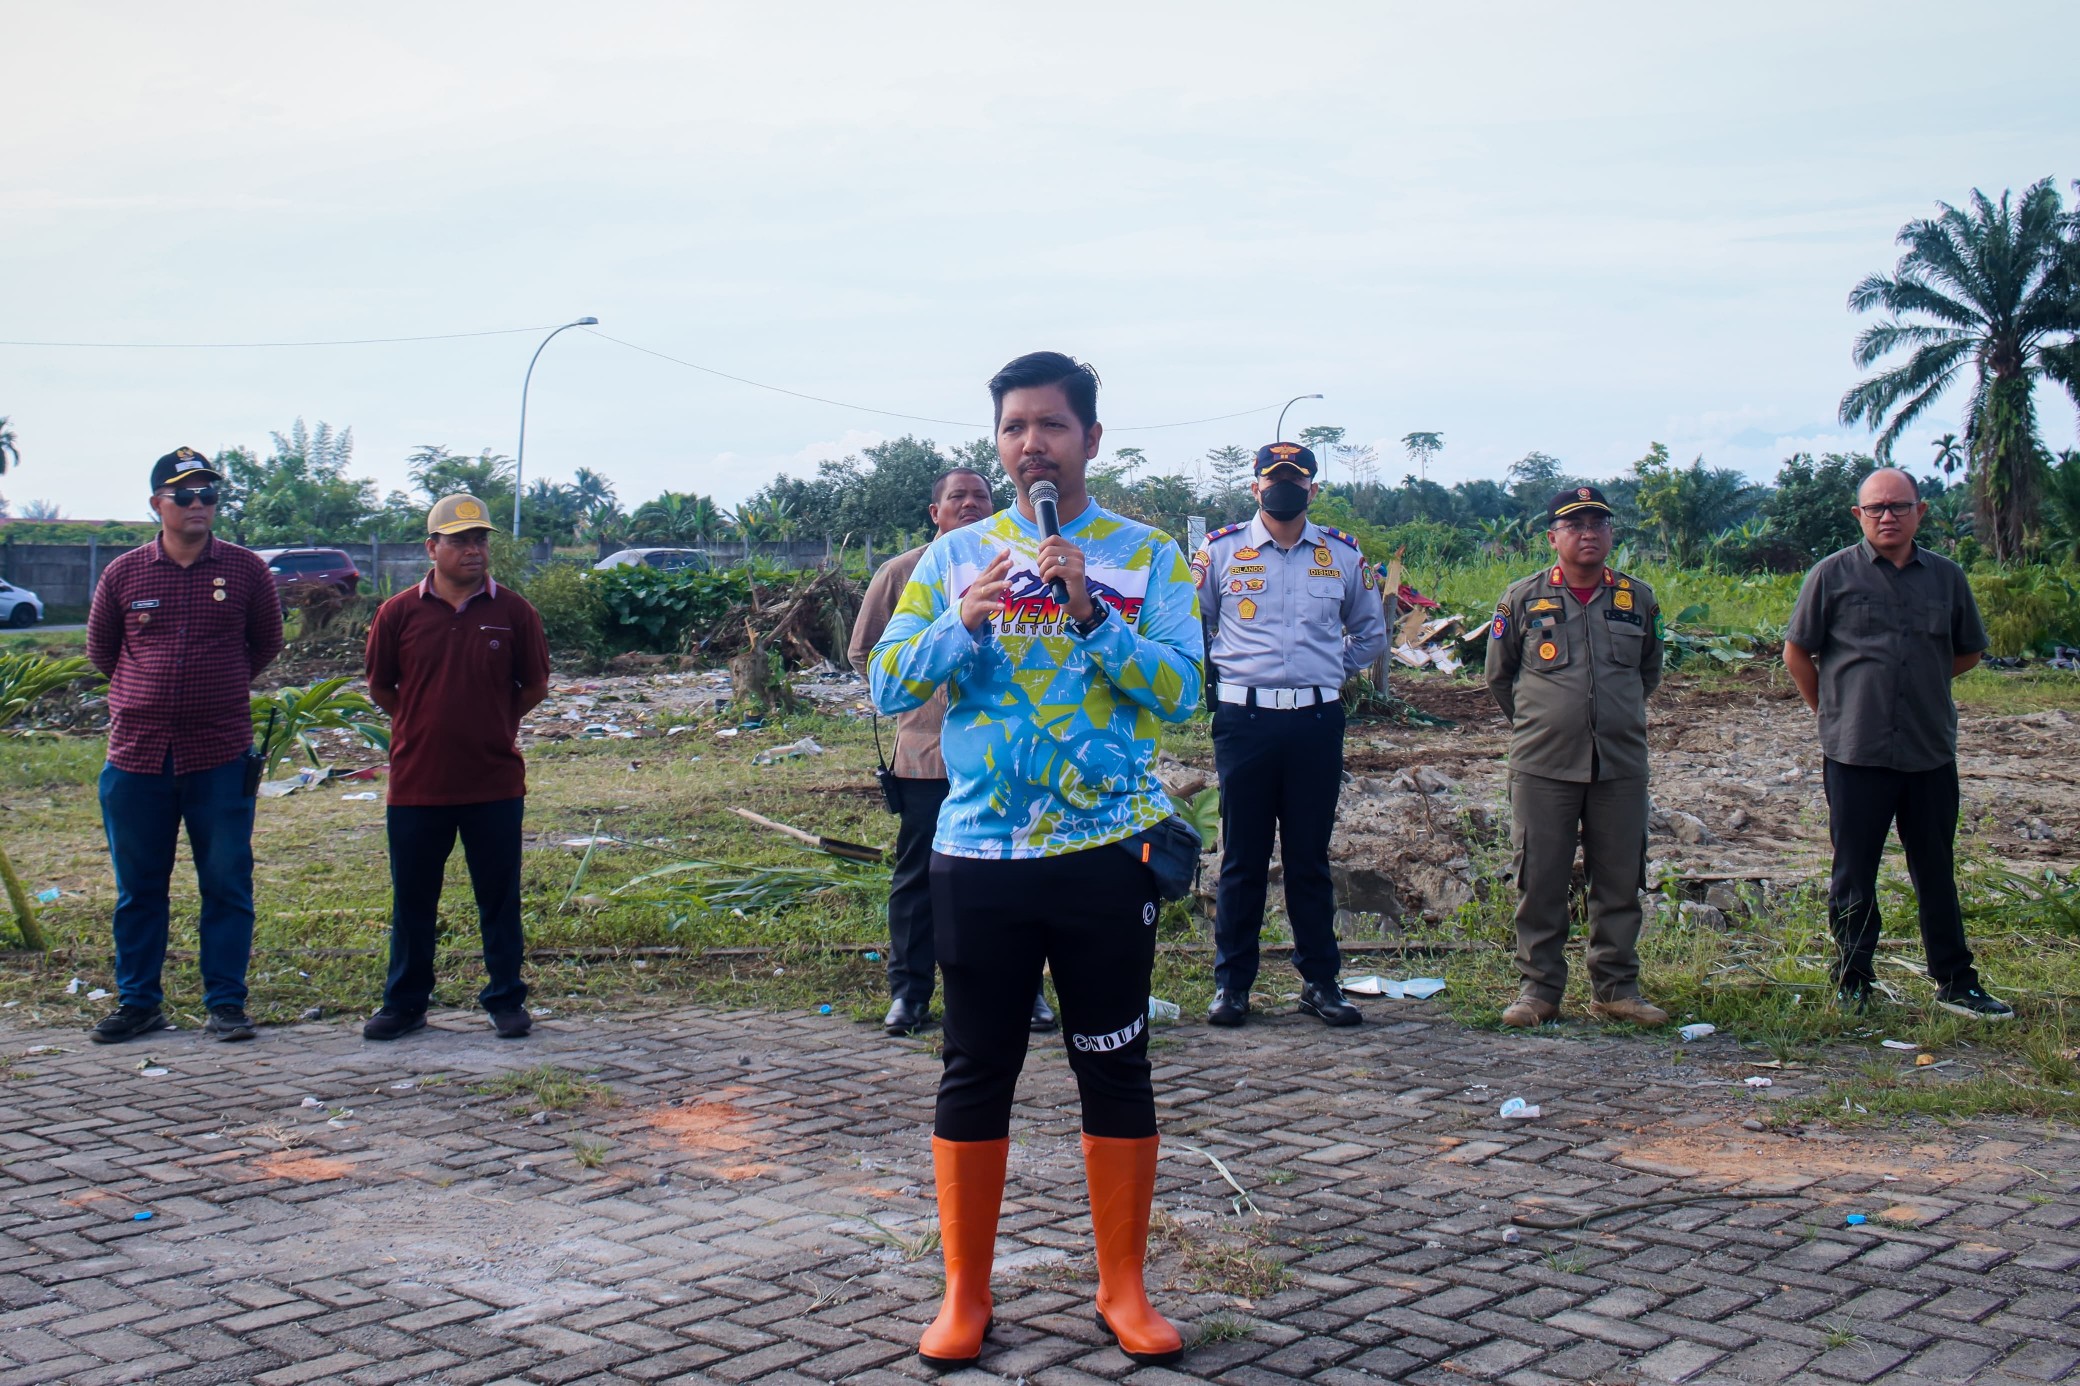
[{"xmin": 4, "ymin": 177, "xmax": 2079, "ymax": 565}]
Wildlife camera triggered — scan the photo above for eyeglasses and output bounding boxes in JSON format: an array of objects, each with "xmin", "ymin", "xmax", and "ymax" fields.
[
  {"xmin": 159, "ymin": 486, "xmax": 219, "ymax": 508},
  {"xmin": 1553, "ymin": 516, "xmax": 1612, "ymax": 533},
  {"xmin": 1855, "ymin": 502, "xmax": 1919, "ymax": 518}
]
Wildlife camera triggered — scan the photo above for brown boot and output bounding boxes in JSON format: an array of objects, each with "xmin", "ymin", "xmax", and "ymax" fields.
[
  {"xmin": 1589, "ymin": 996, "xmax": 1670, "ymax": 1028},
  {"xmin": 918, "ymin": 1135, "xmax": 1008, "ymax": 1370},
  {"xmin": 1083, "ymin": 1134, "xmax": 1185, "ymax": 1367},
  {"xmin": 1501, "ymin": 995, "xmax": 1558, "ymax": 1027}
]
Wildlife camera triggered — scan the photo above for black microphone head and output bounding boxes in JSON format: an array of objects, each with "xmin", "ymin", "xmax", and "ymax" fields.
[{"xmin": 1029, "ymin": 480, "xmax": 1060, "ymax": 506}]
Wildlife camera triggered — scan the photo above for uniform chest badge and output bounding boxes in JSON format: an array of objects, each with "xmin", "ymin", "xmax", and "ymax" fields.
[
  {"xmin": 1244, "ymin": 578, "xmax": 1264, "ymax": 591},
  {"xmin": 1313, "ymin": 545, "xmax": 1334, "ymax": 567},
  {"xmin": 1528, "ymin": 597, "xmax": 1560, "ymax": 612},
  {"xmin": 1362, "ymin": 566, "xmax": 1376, "ymax": 590},
  {"xmin": 1237, "ymin": 597, "xmax": 1258, "ymax": 620},
  {"xmin": 1538, "ymin": 640, "xmax": 1558, "ymax": 660},
  {"xmin": 1228, "ymin": 579, "xmax": 1246, "ymax": 594},
  {"xmin": 1613, "ymin": 590, "xmax": 1633, "ymax": 610},
  {"xmin": 1234, "ymin": 546, "xmax": 1260, "ymax": 560}
]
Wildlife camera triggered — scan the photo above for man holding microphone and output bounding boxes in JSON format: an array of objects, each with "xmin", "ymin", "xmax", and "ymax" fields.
[{"xmin": 871, "ymin": 352, "xmax": 1202, "ymax": 1371}]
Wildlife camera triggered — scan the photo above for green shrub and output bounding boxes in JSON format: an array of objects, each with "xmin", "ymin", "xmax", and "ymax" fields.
[
  {"xmin": 1971, "ymin": 566, "xmax": 2080, "ymax": 656},
  {"xmin": 593, "ymin": 563, "xmax": 757, "ymax": 650},
  {"xmin": 522, "ymin": 560, "xmax": 610, "ymax": 659}
]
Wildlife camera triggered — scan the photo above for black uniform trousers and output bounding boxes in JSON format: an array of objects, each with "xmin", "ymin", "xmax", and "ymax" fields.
[
  {"xmin": 382, "ymin": 798, "xmax": 528, "ymax": 1015},
  {"xmin": 1823, "ymin": 758, "xmax": 1980, "ymax": 993},
  {"xmin": 930, "ymin": 846, "xmax": 1158, "ymax": 1142},
  {"xmin": 1211, "ymin": 698, "xmax": 1346, "ymax": 996},
  {"xmin": 885, "ymin": 776, "xmax": 949, "ymax": 1003}
]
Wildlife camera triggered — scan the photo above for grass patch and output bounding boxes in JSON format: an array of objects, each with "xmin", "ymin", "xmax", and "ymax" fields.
[
  {"xmin": 1820, "ymin": 1319, "xmax": 1860, "ymax": 1351},
  {"xmin": 1954, "ymin": 666, "xmax": 2080, "ymax": 715},
  {"xmin": 859, "ymin": 1218, "xmax": 940, "ymax": 1261},
  {"xmin": 569, "ymin": 1135, "xmax": 611, "ymax": 1169},
  {"xmin": 1801, "ymin": 1072, "xmax": 2080, "ymax": 1126},
  {"xmin": 472, "ymin": 1063, "xmax": 613, "ymax": 1114},
  {"xmin": 1196, "ymin": 1314, "xmax": 1252, "ymax": 1344},
  {"xmin": 1150, "ymin": 1210, "xmax": 1290, "ymax": 1298}
]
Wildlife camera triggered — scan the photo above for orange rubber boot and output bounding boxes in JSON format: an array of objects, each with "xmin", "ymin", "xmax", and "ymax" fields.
[
  {"xmin": 917, "ymin": 1135, "xmax": 1008, "ymax": 1370},
  {"xmin": 1083, "ymin": 1134, "xmax": 1185, "ymax": 1366}
]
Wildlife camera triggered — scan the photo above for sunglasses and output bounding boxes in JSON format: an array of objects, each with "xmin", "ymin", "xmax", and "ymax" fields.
[{"xmin": 159, "ymin": 486, "xmax": 219, "ymax": 508}]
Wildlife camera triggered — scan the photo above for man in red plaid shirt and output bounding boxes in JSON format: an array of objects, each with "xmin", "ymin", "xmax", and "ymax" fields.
[{"xmin": 85, "ymin": 448, "xmax": 283, "ymax": 1044}]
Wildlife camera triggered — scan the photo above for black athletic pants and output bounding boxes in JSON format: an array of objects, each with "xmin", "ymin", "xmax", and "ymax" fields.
[
  {"xmin": 886, "ymin": 776, "xmax": 949, "ymax": 1003},
  {"xmin": 930, "ymin": 846, "xmax": 1158, "ymax": 1141},
  {"xmin": 383, "ymin": 798, "xmax": 528, "ymax": 1015},
  {"xmin": 1211, "ymin": 699, "xmax": 1346, "ymax": 996},
  {"xmin": 1824, "ymin": 758, "xmax": 1979, "ymax": 993}
]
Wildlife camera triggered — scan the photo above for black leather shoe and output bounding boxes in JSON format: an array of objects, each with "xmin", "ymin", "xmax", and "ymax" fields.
[
  {"xmin": 362, "ymin": 1009, "xmax": 426, "ymax": 1042},
  {"xmin": 884, "ymin": 997, "xmax": 931, "ymax": 1036},
  {"xmin": 90, "ymin": 1004, "xmax": 164, "ymax": 1045},
  {"xmin": 1029, "ymin": 991, "xmax": 1058, "ymax": 1033},
  {"xmin": 1207, "ymin": 989, "xmax": 1250, "ymax": 1027},
  {"xmin": 490, "ymin": 1009, "xmax": 532, "ymax": 1039},
  {"xmin": 1298, "ymin": 981, "xmax": 1361, "ymax": 1027},
  {"xmin": 205, "ymin": 1005, "xmax": 257, "ymax": 1042}
]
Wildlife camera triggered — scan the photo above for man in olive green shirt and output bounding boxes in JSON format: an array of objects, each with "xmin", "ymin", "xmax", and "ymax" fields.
[{"xmin": 1485, "ymin": 487, "xmax": 1668, "ymax": 1029}]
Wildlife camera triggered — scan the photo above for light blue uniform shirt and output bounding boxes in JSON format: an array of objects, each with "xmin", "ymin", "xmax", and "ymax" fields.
[{"xmin": 1192, "ymin": 514, "xmax": 1390, "ymax": 691}]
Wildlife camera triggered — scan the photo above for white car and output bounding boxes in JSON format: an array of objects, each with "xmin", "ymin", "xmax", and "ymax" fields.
[
  {"xmin": 593, "ymin": 547, "xmax": 713, "ymax": 574},
  {"xmin": 0, "ymin": 579, "xmax": 42, "ymax": 628}
]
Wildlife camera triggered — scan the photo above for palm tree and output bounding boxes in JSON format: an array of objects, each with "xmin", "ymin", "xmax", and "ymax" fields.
[
  {"xmin": 0, "ymin": 417, "xmax": 18, "ymax": 476},
  {"xmin": 2045, "ymin": 449, "xmax": 2080, "ymax": 565},
  {"xmin": 571, "ymin": 467, "xmax": 617, "ymax": 514},
  {"xmin": 1838, "ymin": 180, "xmax": 2080, "ymax": 561},
  {"xmin": 1930, "ymin": 432, "xmax": 1966, "ymax": 478},
  {"xmin": 1400, "ymin": 432, "xmax": 1443, "ymax": 484}
]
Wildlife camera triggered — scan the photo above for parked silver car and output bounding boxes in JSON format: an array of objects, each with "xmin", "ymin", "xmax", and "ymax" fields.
[
  {"xmin": 593, "ymin": 547, "xmax": 713, "ymax": 574},
  {"xmin": 0, "ymin": 578, "xmax": 43, "ymax": 627}
]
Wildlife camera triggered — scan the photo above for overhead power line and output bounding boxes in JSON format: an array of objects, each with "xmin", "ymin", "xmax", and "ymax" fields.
[{"xmin": 0, "ymin": 325, "xmax": 562, "ymax": 348}]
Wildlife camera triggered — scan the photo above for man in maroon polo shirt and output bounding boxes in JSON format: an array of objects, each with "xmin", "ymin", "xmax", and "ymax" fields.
[
  {"xmin": 85, "ymin": 447, "xmax": 283, "ymax": 1045},
  {"xmin": 361, "ymin": 494, "xmax": 551, "ymax": 1041}
]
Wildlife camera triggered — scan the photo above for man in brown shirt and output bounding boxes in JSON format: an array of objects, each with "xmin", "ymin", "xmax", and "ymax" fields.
[
  {"xmin": 84, "ymin": 448, "xmax": 282, "ymax": 1045},
  {"xmin": 360, "ymin": 494, "xmax": 551, "ymax": 1041},
  {"xmin": 848, "ymin": 468, "xmax": 1053, "ymax": 1036}
]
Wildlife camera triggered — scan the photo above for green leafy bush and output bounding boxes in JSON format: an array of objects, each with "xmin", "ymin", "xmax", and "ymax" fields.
[
  {"xmin": 520, "ymin": 560, "xmax": 609, "ymax": 659},
  {"xmin": 1971, "ymin": 566, "xmax": 2080, "ymax": 656},
  {"xmin": 593, "ymin": 563, "xmax": 758, "ymax": 650}
]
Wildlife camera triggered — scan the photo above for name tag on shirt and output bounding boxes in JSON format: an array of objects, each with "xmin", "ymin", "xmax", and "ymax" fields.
[
  {"xmin": 129, "ymin": 599, "xmax": 161, "ymax": 610},
  {"xmin": 1604, "ymin": 608, "xmax": 1643, "ymax": 626}
]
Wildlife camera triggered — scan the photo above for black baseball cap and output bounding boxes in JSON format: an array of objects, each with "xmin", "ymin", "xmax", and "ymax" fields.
[
  {"xmin": 1254, "ymin": 442, "xmax": 1317, "ymax": 479},
  {"xmin": 1548, "ymin": 485, "xmax": 1614, "ymax": 522},
  {"xmin": 151, "ymin": 447, "xmax": 221, "ymax": 490}
]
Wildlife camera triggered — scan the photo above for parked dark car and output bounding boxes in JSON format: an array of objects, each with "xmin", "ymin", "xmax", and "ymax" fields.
[{"xmin": 256, "ymin": 548, "xmax": 362, "ymax": 597}]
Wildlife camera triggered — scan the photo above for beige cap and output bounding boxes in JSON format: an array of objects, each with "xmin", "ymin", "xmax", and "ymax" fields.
[{"xmin": 427, "ymin": 494, "xmax": 494, "ymax": 535}]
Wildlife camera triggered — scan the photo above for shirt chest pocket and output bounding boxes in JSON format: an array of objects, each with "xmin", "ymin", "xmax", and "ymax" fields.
[
  {"xmin": 1913, "ymin": 602, "xmax": 1949, "ymax": 638},
  {"xmin": 1523, "ymin": 619, "xmax": 1571, "ymax": 672},
  {"xmin": 474, "ymin": 624, "xmax": 516, "ymax": 679},
  {"xmin": 1605, "ymin": 623, "xmax": 1646, "ymax": 668}
]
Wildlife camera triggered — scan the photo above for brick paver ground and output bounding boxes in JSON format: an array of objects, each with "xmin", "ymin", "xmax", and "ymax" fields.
[{"xmin": 0, "ymin": 1001, "xmax": 2074, "ymax": 1384}]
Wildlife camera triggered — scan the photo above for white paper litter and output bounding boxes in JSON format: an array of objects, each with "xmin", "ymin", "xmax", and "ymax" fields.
[
  {"xmin": 339, "ymin": 791, "xmax": 379, "ymax": 801},
  {"xmin": 1677, "ymin": 1023, "xmax": 1716, "ymax": 1041},
  {"xmin": 1743, "ymin": 1076, "xmax": 1774, "ymax": 1088},
  {"xmin": 1880, "ymin": 1039, "xmax": 1919, "ymax": 1051},
  {"xmin": 1498, "ymin": 1098, "xmax": 1541, "ymax": 1119},
  {"xmin": 85, "ymin": 988, "xmax": 110, "ymax": 1001},
  {"xmin": 65, "ymin": 978, "xmax": 83, "ymax": 995},
  {"xmin": 753, "ymin": 736, "xmax": 827, "ymax": 764},
  {"xmin": 1339, "ymin": 976, "xmax": 1446, "ymax": 999}
]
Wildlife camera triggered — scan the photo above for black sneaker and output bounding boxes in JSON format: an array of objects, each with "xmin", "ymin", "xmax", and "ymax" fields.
[
  {"xmin": 1835, "ymin": 978, "xmax": 1876, "ymax": 1014},
  {"xmin": 1935, "ymin": 986, "xmax": 2014, "ymax": 1021},
  {"xmin": 1207, "ymin": 989, "xmax": 1250, "ymax": 1027},
  {"xmin": 205, "ymin": 1005, "xmax": 257, "ymax": 1042},
  {"xmin": 1029, "ymin": 991, "xmax": 1058, "ymax": 1034},
  {"xmin": 362, "ymin": 1009, "xmax": 427, "ymax": 1042},
  {"xmin": 490, "ymin": 1009, "xmax": 532, "ymax": 1039},
  {"xmin": 89, "ymin": 1004, "xmax": 164, "ymax": 1045},
  {"xmin": 1298, "ymin": 981, "xmax": 1362, "ymax": 1028}
]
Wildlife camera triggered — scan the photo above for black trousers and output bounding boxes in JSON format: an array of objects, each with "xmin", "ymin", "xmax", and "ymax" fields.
[
  {"xmin": 930, "ymin": 846, "xmax": 1158, "ymax": 1142},
  {"xmin": 383, "ymin": 798, "xmax": 529, "ymax": 1015},
  {"xmin": 1824, "ymin": 759, "xmax": 1979, "ymax": 992},
  {"xmin": 1211, "ymin": 699, "xmax": 1346, "ymax": 995},
  {"xmin": 886, "ymin": 776, "xmax": 949, "ymax": 1002}
]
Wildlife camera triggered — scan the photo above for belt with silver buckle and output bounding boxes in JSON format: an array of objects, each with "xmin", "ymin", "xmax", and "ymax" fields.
[{"xmin": 1215, "ymin": 684, "xmax": 1339, "ymax": 709}]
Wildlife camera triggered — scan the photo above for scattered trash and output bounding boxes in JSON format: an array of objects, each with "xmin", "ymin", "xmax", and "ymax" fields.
[
  {"xmin": 339, "ymin": 791, "xmax": 379, "ymax": 802},
  {"xmin": 1677, "ymin": 1023, "xmax": 1716, "ymax": 1041},
  {"xmin": 714, "ymin": 728, "xmax": 740, "ymax": 738},
  {"xmin": 1147, "ymin": 997, "xmax": 1181, "ymax": 1022},
  {"xmin": 64, "ymin": 978, "xmax": 82, "ymax": 995},
  {"xmin": 85, "ymin": 988, "xmax": 110, "ymax": 1001},
  {"xmin": 1339, "ymin": 976, "xmax": 1446, "ymax": 999},
  {"xmin": 1498, "ymin": 1097, "xmax": 1541, "ymax": 1119},
  {"xmin": 1915, "ymin": 1053, "xmax": 1937, "ymax": 1067},
  {"xmin": 34, "ymin": 888, "xmax": 60, "ymax": 904},
  {"xmin": 1844, "ymin": 1213, "xmax": 1868, "ymax": 1226},
  {"xmin": 528, "ymin": 1111, "xmax": 550, "ymax": 1126},
  {"xmin": 1501, "ymin": 1227, "xmax": 1522, "ymax": 1244},
  {"xmin": 327, "ymin": 1118, "xmax": 350, "ymax": 1130},
  {"xmin": 753, "ymin": 736, "xmax": 827, "ymax": 765},
  {"xmin": 137, "ymin": 1060, "xmax": 168, "ymax": 1076},
  {"xmin": 1743, "ymin": 1076, "xmax": 1773, "ymax": 1088},
  {"xmin": 1881, "ymin": 1039, "xmax": 1919, "ymax": 1051},
  {"xmin": 561, "ymin": 836, "xmax": 622, "ymax": 848},
  {"xmin": 818, "ymin": 1004, "xmax": 833, "ymax": 1015},
  {"xmin": 23, "ymin": 1045, "xmax": 60, "ymax": 1056},
  {"xmin": 300, "ymin": 1006, "xmax": 322, "ymax": 1021},
  {"xmin": 390, "ymin": 1080, "xmax": 416, "ymax": 1091},
  {"xmin": 300, "ymin": 1097, "xmax": 323, "ymax": 1109},
  {"xmin": 259, "ymin": 767, "xmax": 331, "ymax": 798},
  {"xmin": 131, "ymin": 1211, "xmax": 152, "ymax": 1222},
  {"xmin": 864, "ymin": 951, "xmax": 881, "ymax": 962}
]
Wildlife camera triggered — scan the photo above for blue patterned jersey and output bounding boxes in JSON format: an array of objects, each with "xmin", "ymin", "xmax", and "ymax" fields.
[{"xmin": 869, "ymin": 501, "xmax": 1204, "ymax": 859}]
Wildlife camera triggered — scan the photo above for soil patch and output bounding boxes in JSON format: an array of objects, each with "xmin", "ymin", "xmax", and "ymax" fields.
[{"xmin": 250, "ymin": 1152, "xmax": 357, "ymax": 1183}]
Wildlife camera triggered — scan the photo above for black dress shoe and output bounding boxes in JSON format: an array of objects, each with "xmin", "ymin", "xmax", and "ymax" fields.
[
  {"xmin": 1207, "ymin": 989, "xmax": 1250, "ymax": 1027},
  {"xmin": 1298, "ymin": 981, "xmax": 1361, "ymax": 1027},
  {"xmin": 490, "ymin": 1009, "xmax": 533, "ymax": 1039},
  {"xmin": 362, "ymin": 1009, "xmax": 427, "ymax": 1042},
  {"xmin": 884, "ymin": 997, "xmax": 931, "ymax": 1036},
  {"xmin": 90, "ymin": 1004, "xmax": 165, "ymax": 1045},
  {"xmin": 205, "ymin": 1005, "xmax": 257, "ymax": 1042},
  {"xmin": 1029, "ymin": 991, "xmax": 1058, "ymax": 1033}
]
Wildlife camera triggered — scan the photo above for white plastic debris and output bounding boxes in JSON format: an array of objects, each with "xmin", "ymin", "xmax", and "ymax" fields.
[
  {"xmin": 753, "ymin": 736, "xmax": 827, "ymax": 764},
  {"xmin": 339, "ymin": 791, "xmax": 379, "ymax": 801},
  {"xmin": 1743, "ymin": 1076, "xmax": 1774, "ymax": 1088},
  {"xmin": 1147, "ymin": 997, "xmax": 1181, "ymax": 1022},
  {"xmin": 300, "ymin": 1097, "xmax": 324, "ymax": 1109},
  {"xmin": 1340, "ymin": 976, "xmax": 1446, "ymax": 999},
  {"xmin": 65, "ymin": 977, "xmax": 83, "ymax": 995},
  {"xmin": 1498, "ymin": 1098, "xmax": 1541, "ymax": 1119},
  {"xmin": 85, "ymin": 988, "xmax": 110, "ymax": 1001},
  {"xmin": 1677, "ymin": 1023, "xmax": 1716, "ymax": 1041},
  {"xmin": 1881, "ymin": 1039, "xmax": 1919, "ymax": 1051}
]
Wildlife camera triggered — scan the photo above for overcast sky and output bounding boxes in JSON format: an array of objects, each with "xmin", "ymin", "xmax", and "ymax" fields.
[{"xmin": 5, "ymin": 2, "xmax": 2076, "ymax": 522}]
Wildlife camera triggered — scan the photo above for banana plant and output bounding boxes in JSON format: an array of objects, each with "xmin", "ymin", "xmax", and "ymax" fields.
[
  {"xmin": 0, "ymin": 652, "xmax": 98, "ymax": 949},
  {"xmin": 251, "ymin": 676, "xmax": 390, "ymax": 778}
]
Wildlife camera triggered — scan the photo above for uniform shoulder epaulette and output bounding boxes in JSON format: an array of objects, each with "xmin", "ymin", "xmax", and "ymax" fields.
[
  {"xmin": 1205, "ymin": 522, "xmax": 1249, "ymax": 543},
  {"xmin": 1318, "ymin": 525, "xmax": 1362, "ymax": 550}
]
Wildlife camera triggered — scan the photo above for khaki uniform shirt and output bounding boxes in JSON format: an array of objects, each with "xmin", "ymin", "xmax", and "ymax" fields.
[
  {"xmin": 848, "ymin": 545, "xmax": 946, "ymax": 780},
  {"xmin": 1484, "ymin": 564, "xmax": 1664, "ymax": 783}
]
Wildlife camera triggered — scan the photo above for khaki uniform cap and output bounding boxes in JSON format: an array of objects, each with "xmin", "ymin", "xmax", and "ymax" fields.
[{"xmin": 427, "ymin": 494, "xmax": 495, "ymax": 535}]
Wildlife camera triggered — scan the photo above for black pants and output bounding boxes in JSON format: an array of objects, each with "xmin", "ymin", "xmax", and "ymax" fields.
[
  {"xmin": 930, "ymin": 846, "xmax": 1158, "ymax": 1142},
  {"xmin": 1212, "ymin": 699, "xmax": 1346, "ymax": 995},
  {"xmin": 1824, "ymin": 759, "xmax": 1979, "ymax": 992},
  {"xmin": 886, "ymin": 776, "xmax": 949, "ymax": 1002},
  {"xmin": 383, "ymin": 798, "xmax": 529, "ymax": 1015}
]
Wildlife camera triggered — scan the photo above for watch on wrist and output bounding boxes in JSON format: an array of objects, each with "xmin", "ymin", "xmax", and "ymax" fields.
[{"xmin": 1070, "ymin": 603, "xmax": 1109, "ymax": 638}]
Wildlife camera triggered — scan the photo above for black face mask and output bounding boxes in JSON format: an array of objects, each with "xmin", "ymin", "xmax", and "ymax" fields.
[{"xmin": 1260, "ymin": 480, "xmax": 1311, "ymax": 521}]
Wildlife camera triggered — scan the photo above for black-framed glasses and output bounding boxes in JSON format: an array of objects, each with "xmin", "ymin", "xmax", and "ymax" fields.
[
  {"xmin": 159, "ymin": 486, "xmax": 219, "ymax": 508},
  {"xmin": 1855, "ymin": 501, "xmax": 1918, "ymax": 518},
  {"xmin": 1553, "ymin": 516, "xmax": 1612, "ymax": 533}
]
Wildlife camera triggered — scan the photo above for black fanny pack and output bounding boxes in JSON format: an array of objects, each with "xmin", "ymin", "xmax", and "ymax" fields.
[{"xmin": 1118, "ymin": 813, "xmax": 1202, "ymax": 902}]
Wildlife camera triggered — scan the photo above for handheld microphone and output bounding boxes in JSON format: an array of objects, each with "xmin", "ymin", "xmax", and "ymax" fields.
[{"xmin": 1029, "ymin": 480, "xmax": 1069, "ymax": 603}]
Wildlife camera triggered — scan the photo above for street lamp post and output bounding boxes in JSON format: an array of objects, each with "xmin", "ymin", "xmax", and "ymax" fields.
[
  {"xmin": 513, "ymin": 316, "xmax": 599, "ymax": 539},
  {"xmin": 1276, "ymin": 393, "xmax": 1324, "ymax": 443}
]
